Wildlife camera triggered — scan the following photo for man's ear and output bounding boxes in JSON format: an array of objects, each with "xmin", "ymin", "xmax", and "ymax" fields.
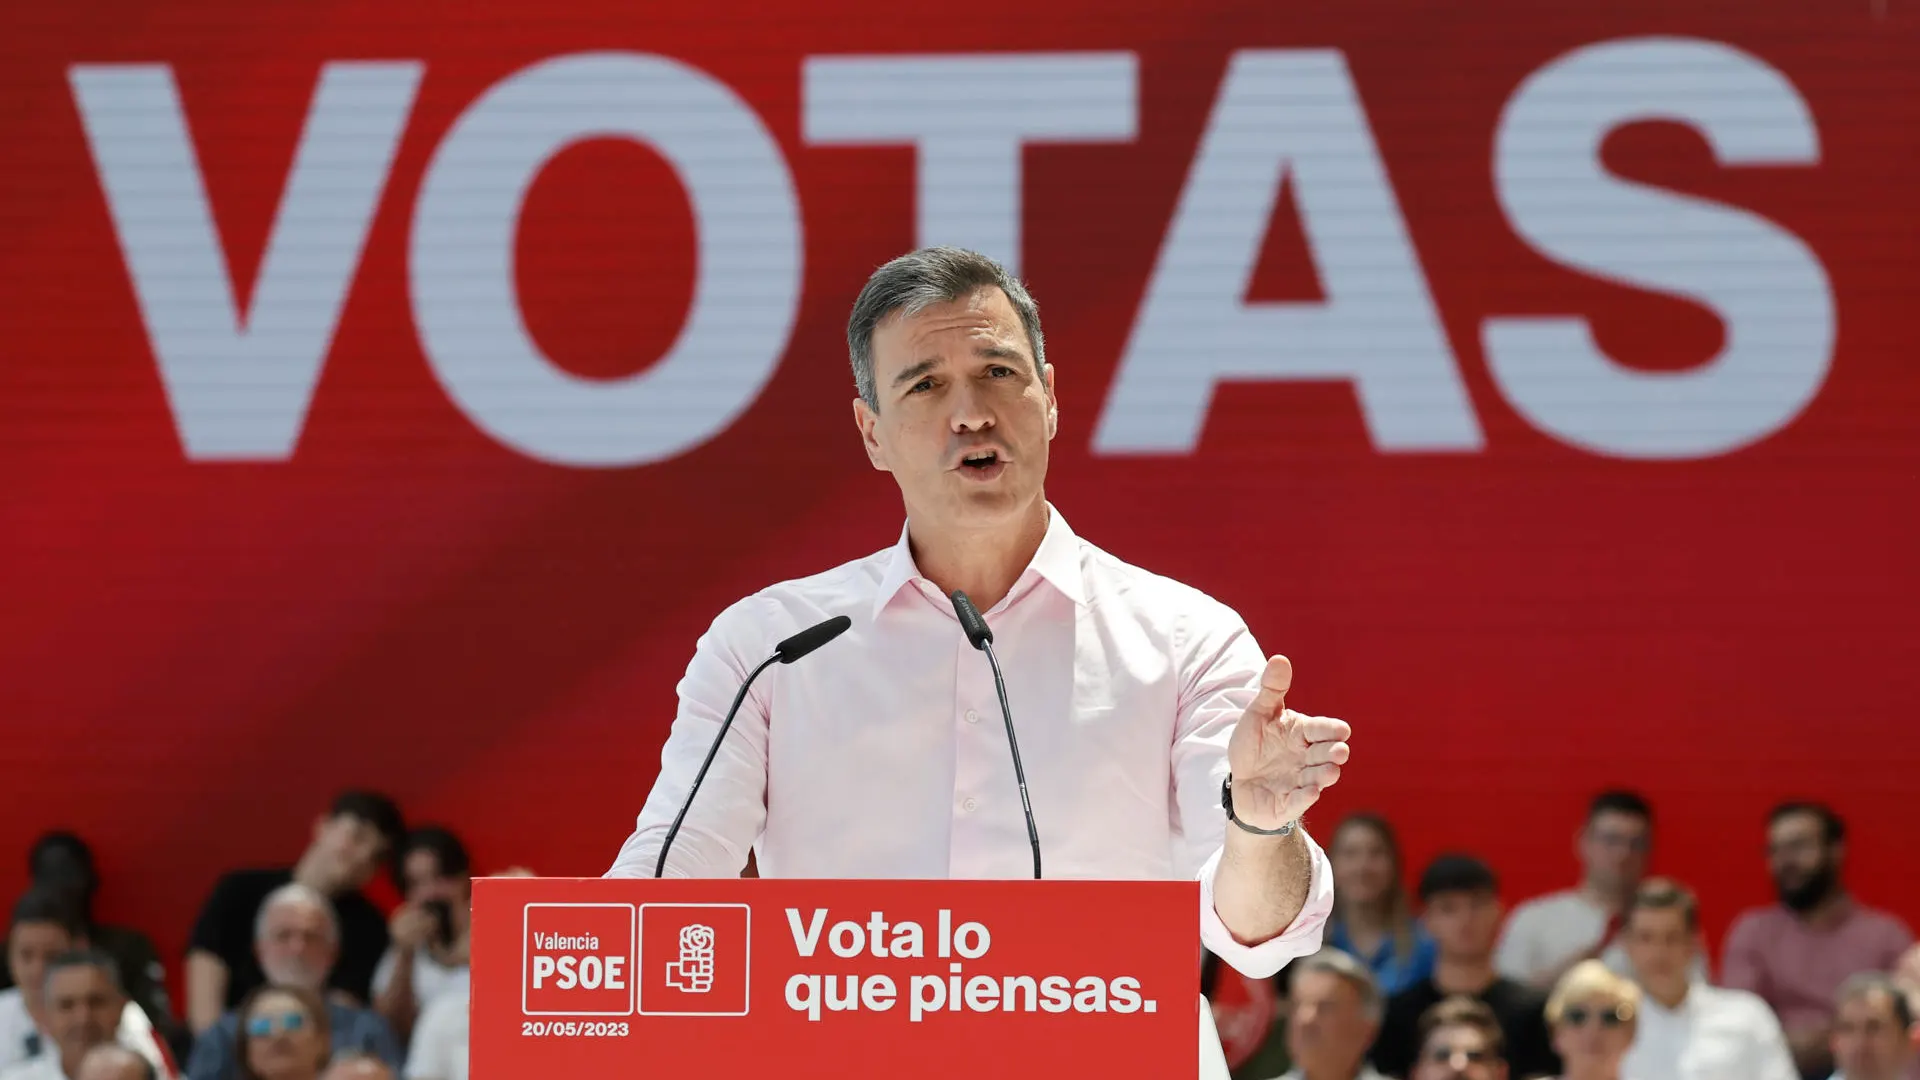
[
  {"xmin": 1043, "ymin": 363, "xmax": 1058, "ymax": 439},
  {"xmin": 852, "ymin": 398, "xmax": 887, "ymax": 471}
]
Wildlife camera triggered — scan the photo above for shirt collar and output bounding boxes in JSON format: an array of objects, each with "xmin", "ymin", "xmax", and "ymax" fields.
[{"xmin": 872, "ymin": 502, "xmax": 1086, "ymax": 617}]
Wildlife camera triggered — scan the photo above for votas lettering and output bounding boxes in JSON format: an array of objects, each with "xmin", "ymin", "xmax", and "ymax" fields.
[{"xmin": 68, "ymin": 39, "xmax": 1832, "ymax": 467}]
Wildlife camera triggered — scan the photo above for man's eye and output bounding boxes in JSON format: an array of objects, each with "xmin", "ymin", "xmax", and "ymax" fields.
[
  {"xmin": 909, "ymin": 379, "xmax": 934, "ymax": 393},
  {"xmin": 988, "ymin": 365, "xmax": 1013, "ymax": 377}
]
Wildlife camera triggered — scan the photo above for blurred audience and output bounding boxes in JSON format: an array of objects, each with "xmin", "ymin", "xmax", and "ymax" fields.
[
  {"xmin": 402, "ymin": 868, "xmax": 531, "ymax": 1080},
  {"xmin": 0, "ymin": 835, "xmax": 173, "ymax": 1049},
  {"xmin": 369, "ymin": 830, "xmax": 470, "ymax": 1045},
  {"xmin": 0, "ymin": 896, "xmax": 170, "ymax": 1077},
  {"xmin": 1722, "ymin": 803, "xmax": 1915, "ymax": 1080},
  {"xmin": 1372, "ymin": 855, "xmax": 1558, "ymax": 1079},
  {"xmin": 1329, "ymin": 815, "xmax": 1437, "ymax": 998},
  {"xmin": 1828, "ymin": 973, "xmax": 1916, "ymax": 1080},
  {"xmin": 1266, "ymin": 948, "xmax": 1386, "ymax": 1080},
  {"xmin": 184, "ymin": 886, "xmax": 398, "ymax": 1080},
  {"xmin": 0, "ymin": 952, "xmax": 130, "ymax": 1080},
  {"xmin": 185, "ymin": 793, "xmax": 403, "ymax": 1035},
  {"xmin": 73, "ymin": 1045, "xmax": 153, "ymax": 1080},
  {"xmin": 1495, "ymin": 792, "xmax": 1704, "ymax": 989},
  {"xmin": 1545, "ymin": 960, "xmax": 1638, "ymax": 1080},
  {"xmin": 1411, "ymin": 997, "xmax": 1509, "ymax": 1080},
  {"xmin": 1618, "ymin": 878, "xmax": 1794, "ymax": 1080},
  {"xmin": 229, "ymin": 987, "xmax": 327, "ymax": 1080}
]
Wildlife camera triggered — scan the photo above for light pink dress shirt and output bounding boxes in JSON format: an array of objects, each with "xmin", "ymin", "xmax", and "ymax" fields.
[{"xmin": 605, "ymin": 504, "xmax": 1333, "ymax": 977}]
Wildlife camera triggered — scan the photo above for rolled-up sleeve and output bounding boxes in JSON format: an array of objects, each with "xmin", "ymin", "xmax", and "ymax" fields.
[
  {"xmin": 1170, "ymin": 597, "xmax": 1333, "ymax": 978},
  {"xmin": 604, "ymin": 594, "xmax": 777, "ymax": 879}
]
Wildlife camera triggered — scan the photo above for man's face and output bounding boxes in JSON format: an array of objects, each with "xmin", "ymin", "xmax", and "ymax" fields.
[
  {"xmin": 44, "ymin": 966, "xmax": 122, "ymax": 1063},
  {"xmin": 853, "ymin": 287, "xmax": 1056, "ymax": 535},
  {"xmin": 310, "ymin": 813, "xmax": 390, "ymax": 890},
  {"xmin": 1622, "ymin": 906, "xmax": 1695, "ymax": 988},
  {"xmin": 1287, "ymin": 970, "xmax": 1378, "ymax": 1076},
  {"xmin": 1424, "ymin": 890, "xmax": 1503, "ymax": 962},
  {"xmin": 1768, "ymin": 811, "xmax": 1840, "ymax": 911},
  {"xmin": 8, "ymin": 920, "xmax": 76, "ymax": 1008},
  {"xmin": 1578, "ymin": 811, "xmax": 1650, "ymax": 893},
  {"xmin": 1412, "ymin": 1022, "xmax": 1509, "ymax": 1080},
  {"xmin": 256, "ymin": 902, "xmax": 338, "ymax": 991},
  {"xmin": 1832, "ymin": 990, "xmax": 1915, "ymax": 1080}
]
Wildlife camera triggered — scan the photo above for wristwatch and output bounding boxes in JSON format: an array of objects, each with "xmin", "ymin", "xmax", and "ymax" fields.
[{"xmin": 1222, "ymin": 776, "xmax": 1296, "ymax": 837}]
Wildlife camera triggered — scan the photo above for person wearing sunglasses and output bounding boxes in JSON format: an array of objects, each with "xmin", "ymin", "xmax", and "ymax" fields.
[
  {"xmin": 1545, "ymin": 960, "xmax": 1640, "ymax": 1080},
  {"xmin": 232, "ymin": 988, "xmax": 328, "ymax": 1080},
  {"xmin": 1412, "ymin": 996, "xmax": 1510, "ymax": 1080}
]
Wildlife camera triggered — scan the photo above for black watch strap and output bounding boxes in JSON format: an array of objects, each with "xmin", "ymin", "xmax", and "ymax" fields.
[{"xmin": 1222, "ymin": 775, "xmax": 1297, "ymax": 837}]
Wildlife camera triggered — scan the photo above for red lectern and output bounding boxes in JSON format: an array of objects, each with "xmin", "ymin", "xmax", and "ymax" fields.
[{"xmin": 470, "ymin": 876, "xmax": 1203, "ymax": 1077}]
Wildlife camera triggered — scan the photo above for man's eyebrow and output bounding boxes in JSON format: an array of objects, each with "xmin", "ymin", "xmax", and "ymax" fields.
[
  {"xmin": 890, "ymin": 359, "xmax": 940, "ymax": 387},
  {"xmin": 976, "ymin": 343, "xmax": 1032, "ymax": 367}
]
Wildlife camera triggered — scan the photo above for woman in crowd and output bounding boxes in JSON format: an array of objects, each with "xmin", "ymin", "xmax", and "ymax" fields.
[
  {"xmin": 1327, "ymin": 813, "xmax": 1436, "ymax": 996},
  {"xmin": 235, "ymin": 985, "xmax": 331, "ymax": 1080},
  {"xmin": 1545, "ymin": 960, "xmax": 1639, "ymax": 1080}
]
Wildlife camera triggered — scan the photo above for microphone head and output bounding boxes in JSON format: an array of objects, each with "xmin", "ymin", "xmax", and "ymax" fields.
[
  {"xmin": 774, "ymin": 615, "xmax": 853, "ymax": 664},
  {"xmin": 948, "ymin": 591, "xmax": 993, "ymax": 650}
]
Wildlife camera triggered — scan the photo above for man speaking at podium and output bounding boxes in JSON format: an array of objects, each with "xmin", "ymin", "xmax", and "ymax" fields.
[{"xmin": 606, "ymin": 247, "xmax": 1350, "ymax": 1005}]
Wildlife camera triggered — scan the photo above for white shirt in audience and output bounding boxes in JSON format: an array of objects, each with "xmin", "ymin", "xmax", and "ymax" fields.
[
  {"xmin": 403, "ymin": 988, "xmax": 468, "ymax": 1080},
  {"xmin": 1622, "ymin": 981, "xmax": 1797, "ymax": 1080},
  {"xmin": 1495, "ymin": 890, "xmax": 1710, "ymax": 984},
  {"xmin": 372, "ymin": 949, "xmax": 470, "ymax": 1014},
  {"xmin": 0, "ymin": 1051, "xmax": 68, "ymax": 1080}
]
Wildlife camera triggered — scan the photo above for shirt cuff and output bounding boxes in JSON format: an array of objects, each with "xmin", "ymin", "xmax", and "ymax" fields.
[{"xmin": 1197, "ymin": 827, "xmax": 1335, "ymax": 979}]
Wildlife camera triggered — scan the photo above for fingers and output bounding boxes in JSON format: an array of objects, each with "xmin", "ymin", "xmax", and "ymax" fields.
[
  {"xmin": 1304, "ymin": 739, "xmax": 1350, "ymax": 767},
  {"xmin": 1293, "ymin": 762, "xmax": 1343, "ymax": 792},
  {"xmin": 1295, "ymin": 713, "xmax": 1350, "ymax": 744}
]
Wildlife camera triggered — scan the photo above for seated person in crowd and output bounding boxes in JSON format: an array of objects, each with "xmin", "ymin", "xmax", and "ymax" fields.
[
  {"xmin": 72, "ymin": 1046, "xmax": 153, "ymax": 1080},
  {"xmin": 3, "ymin": 834, "xmax": 175, "ymax": 1057},
  {"xmin": 186, "ymin": 885, "xmax": 399, "ymax": 1080},
  {"xmin": 1267, "ymin": 949, "xmax": 1388, "ymax": 1080},
  {"xmin": 186, "ymin": 792, "xmax": 404, "ymax": 1034},
  {"xmin": 1328, "ymin": 815, "xmax": 1437, "ymax": 998},
  {"xmin": 1411, "ymin": 997, "xmax": 1509, "ymax": 1080},
  {"xmin": 0, "ymin": 952, "xmax": 135, "ymax": 1080},
  {"xmin": 229, "ymin": 987, "xmax": 328, "ymax": 1080},
  {"xmin": 1722, "ymin": 803, "xmax": 1914, "ymax": 1080},
  {"xmin": 1372, "ymin": 856, "xmax": 1559, "ymax": 1080},
  {"xmin": 1828, "ymin": 973, "xmax": 1917, "ymax": 1080},
  {"xmin": 1495, "ymin": 792, "xmax": 1703, "ymax": 989},
  {"xmin": 370, "ymin": 830, "xmax": 471, "ymax": 1044},
  {"xmin": 1618, "ymin": 878, "xmax": 1794, "ymax": 1080},
  {"xmin": 399, "ymin": 987, "xmax": 464, "ymax": 1080},
  {"xmin": 0, "ymin": 896, "xmax": 169, "ymax": 1077},
  {"xmin": 1545, "ymin": 961, "xmax": 1638, "ymax": 1080}
]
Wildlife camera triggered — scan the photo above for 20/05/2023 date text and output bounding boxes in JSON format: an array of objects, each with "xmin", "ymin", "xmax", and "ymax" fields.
[{"xmin": 521, "ymin": 1021, "xmax": 629, "ymax": 1038}]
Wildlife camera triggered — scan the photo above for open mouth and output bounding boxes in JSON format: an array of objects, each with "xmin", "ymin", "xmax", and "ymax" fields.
[{"xmin": 955, "ymin": 449, "xmax": 1007, "ymax": 480}]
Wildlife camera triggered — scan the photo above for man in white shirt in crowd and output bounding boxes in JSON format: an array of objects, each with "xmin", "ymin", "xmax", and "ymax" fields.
[
  {"xmin": 1271, "ymin": 950, "xmax": 1389, "ymax": 1080},
  {"xmin": 1827, "ymin": 973, "xmax": 1916, "ymax": 1080},
  {"xmin": 0, "ymin": 953, "xmax": 129, "ymax": 1080},
  {"xmin": 72, "ymin": 1046, "xmax": 150, "ymax": 1080},
  {"xmin": 607, "ymin": 248, "xmax": 1351, "ymax": 999},
  {"xmin": 1619, "ymin": 878, "xmax": 1794, "ymax": 1080},
  {"xmin": 1495, "ymin": 792, "xmax": 1705, "ymax": 989},
  {"xmin": 371, "ymin": 829, "xmax": 471, "ymax": 1045}
]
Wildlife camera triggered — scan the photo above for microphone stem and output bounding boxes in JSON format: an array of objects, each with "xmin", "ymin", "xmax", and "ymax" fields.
[
  {"xmin": 982, "ymin": 641, "xmax": 1041, "ymax": 879},
  {"xmin": 655, "ymin": 651, "xmax": 782, "ymax": 878}
]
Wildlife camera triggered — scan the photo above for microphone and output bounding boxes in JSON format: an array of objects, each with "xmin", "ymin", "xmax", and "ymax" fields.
[
  {"xmin": 949, "ymin": 591, "xmax": 1041, "ymax": 879},
  {"xmin": 654, "ymin": 614, "xmax": 853, "ymax": 878}
]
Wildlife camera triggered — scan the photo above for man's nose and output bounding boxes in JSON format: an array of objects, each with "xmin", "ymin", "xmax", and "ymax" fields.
[{"xmin": 947, "ymin": 382, "xmax": 992, "ymax": 432}]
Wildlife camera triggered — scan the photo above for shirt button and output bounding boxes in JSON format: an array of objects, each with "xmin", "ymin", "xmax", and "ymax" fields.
[
  {"xmin": 965, "ymin": 710, "xmax": 979, "ymax": 724},
  {"xmin": 961, "ymin": 797, "xmax": 978, "ymax": 812}
]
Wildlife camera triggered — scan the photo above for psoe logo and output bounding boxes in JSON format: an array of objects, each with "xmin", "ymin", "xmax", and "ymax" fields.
[
  {"xmin": 522, "ymin": 903, "xmax": 635, "ymax": 1017},
  {"xmin": 640, "ymin": 904, "xmax": 751, "ymax": 1016}
]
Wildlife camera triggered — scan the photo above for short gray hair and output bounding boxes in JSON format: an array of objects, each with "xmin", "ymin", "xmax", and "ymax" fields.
[
  {"xmin": 42, "ymin": 948, "xmax": 122, "ymax": 998},
  {"xmin": 1836, "ymin": 971, "xmax": 1915, "ymax": 1030},
  {"xmin": 845, "ymin": 246, "xmax": 1046, "ymax": 411},
  {"xmin": 255, "ymin": 882, "xmax": 340, "ymax": 945},
  {"xmin": 1295, "ymin": 947, "xmax": 1384, "ymax": 1021}
]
